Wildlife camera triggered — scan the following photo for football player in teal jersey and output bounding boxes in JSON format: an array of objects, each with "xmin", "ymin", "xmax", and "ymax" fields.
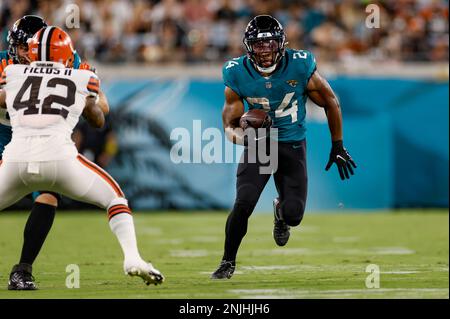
[
  {"xmin": 212, "ymin": 15, "xmax": 357, "ymax": 279},
  {"xmin": 0, "ymin": 15, "xmax": 84, "ymax": 290}
]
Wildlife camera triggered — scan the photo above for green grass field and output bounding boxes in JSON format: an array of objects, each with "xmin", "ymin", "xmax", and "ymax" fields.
[{"xmin": 0, "ymin": 210, "xmax": 448, "ymax": 299}]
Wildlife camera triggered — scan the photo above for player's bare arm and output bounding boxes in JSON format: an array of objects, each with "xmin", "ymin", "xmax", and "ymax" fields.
[
  {"xmin": 307, "ymin": 70, "xmax": 357, "ymax": 180},
  {"xmin": 83, "ymin": 96, "xmax": 105, "ymax": 128},
  {"xmin": 97, "ymin": 89, "xmax": 109, "ymax": 115},
  {"xmin": 306, "ymin": 70, "xmax": 343, "ymax": 142},
  {"xmin": 0, "ymin": 89, "xmax": 5, "ymax": 109},
  {"xmin": 222, "ymin": 86, "xmax": 246, "ymax": 145}
]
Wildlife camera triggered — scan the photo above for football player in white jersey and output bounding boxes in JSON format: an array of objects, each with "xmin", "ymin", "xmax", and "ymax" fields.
[
  {"xmin": 1, "ymin": 15, "xmax": 65, "ymax": 291},
  {"xmin": 0, "ymin": 26, "xmax": 164, "ymax": 287}
]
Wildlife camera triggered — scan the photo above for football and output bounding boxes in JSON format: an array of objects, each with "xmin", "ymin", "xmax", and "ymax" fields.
[{"xmin": 239, "ymin": 109, "xmax": 272, "ymax": 130}]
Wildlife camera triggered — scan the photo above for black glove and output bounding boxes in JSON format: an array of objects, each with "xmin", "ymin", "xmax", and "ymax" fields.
[{"xmin": 325, "ymin": 140, "xmax": 357, "ymax": 180}]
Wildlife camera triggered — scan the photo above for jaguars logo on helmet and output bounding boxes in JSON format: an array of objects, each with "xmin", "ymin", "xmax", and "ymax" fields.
[{"xmin": 7, "ymin": 15, "xmax": 47, "ymax": 64}]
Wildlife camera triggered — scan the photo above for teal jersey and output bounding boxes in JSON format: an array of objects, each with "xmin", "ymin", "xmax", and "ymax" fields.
[
  {"xmin": 0, "ymin": 123, "xmax": 11, "ymax": 159},
  {"xmin": 0, "ymin": 50, "xmax": 8, "ymax": 61},
  {"xmin": 223, "ymin": 48, "xmax": 317, "ymax": 142},
  {"xmin": 0, "ymin": 50, "xmax": 10, "ymax": 158},
  {"xmin": 0, "ymin": 50, "xmax": 81, "ymax": 158},
  {"xmin": 73, "ymin": 51, "xmax": 81, "ymax": 69}
]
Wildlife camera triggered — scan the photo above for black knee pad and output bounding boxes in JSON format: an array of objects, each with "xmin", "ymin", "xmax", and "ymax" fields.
[{"xmin": 281, "ymin": 199, "xmax": 305, "ymax": 226}]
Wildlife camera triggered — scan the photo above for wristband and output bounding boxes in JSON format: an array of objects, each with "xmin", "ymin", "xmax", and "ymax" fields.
[{"xmin": 332, "ymin": 140, "xmax": 343, "ymax": 148}]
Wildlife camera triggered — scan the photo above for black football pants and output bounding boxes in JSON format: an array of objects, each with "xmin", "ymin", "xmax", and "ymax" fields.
[{"xmin": 222, "ymin": 139, "xmax": 308, "ymax": 261}]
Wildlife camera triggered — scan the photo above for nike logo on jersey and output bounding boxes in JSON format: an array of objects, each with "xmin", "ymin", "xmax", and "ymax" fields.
[{"xmin": 254, "ymin": 136, "xmax": 267, "ymax": 141}]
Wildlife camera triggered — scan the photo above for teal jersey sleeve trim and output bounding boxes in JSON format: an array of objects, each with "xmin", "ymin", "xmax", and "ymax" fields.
[
  {"xmin": 286, "ymin": 49, "xmax": 317, "ymax": 88},
  {"xmin": 303, "ymin": 50, "xmax": 317, "ymax": 86},
  {"xmin": 222, "ymin": 57, "xmax": 244, "ymax": 96}
]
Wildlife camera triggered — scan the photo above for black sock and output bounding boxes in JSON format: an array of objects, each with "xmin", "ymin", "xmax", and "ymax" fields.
[
  {"xmin": 223, "ymin": 203, "xmax": 251, "ymax": 262},
  {"xmin": 19, "ymin": 203, "xmax": 56, "ymax": 265}
]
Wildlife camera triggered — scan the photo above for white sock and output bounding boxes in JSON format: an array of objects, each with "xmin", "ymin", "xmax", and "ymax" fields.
[{"xmin": 109, "ymin": 213, "xmax": 141, "ymax": 262}]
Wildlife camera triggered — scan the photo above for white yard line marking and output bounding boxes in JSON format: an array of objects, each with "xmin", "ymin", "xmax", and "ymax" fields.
[
  {"xmin": 372, "ymin": 247, "xmax": 415, "ymax": 255},
  {"xmin": 249, "ymin": 246, "xmax": 415, "ymax": 256},
  {"xmin": 295, "ymin": 226, "xmax": 320, "ymax": 233},
  {"xmin": 332, "ymin": 237, "xmax": 360, "ymax": 243},
  {"xmin": 190, "ymin": 236, "xmax": 220, "ymax": 243},
  {"xmin": 199, "ymin": 271, "xmax": 243, "ymax": 275},
  {"xmin": 241, "ymin": 265, "xmax": 299, "ymax": 271},
  {"xmin": 229, "ymin": 288, "xmax": 449, "ymax": 299},
  {"xmin": 170, "ymin": 250, "xmax": 209, "ymax": 257},
  {"xmin": 155, "ymin": 238, "xmax": 184, "ymax": 245},
  {"xmin": 230, "ymin": 289, "xmax": 286, "ymax": 294},
  {"xmin": 381, "ymin": 271, "xmax": 420, "ymax": 274},
  {"xmin": 169, "ymin": 250, "xmax": 222, "ymax": 257},
  {"xmin": 252, "ymin": 248, "xmax": 313, "ymax": 255},
  {"xmin": 136, "ymin": 227, "xmax": 162, "ymax": 235}
]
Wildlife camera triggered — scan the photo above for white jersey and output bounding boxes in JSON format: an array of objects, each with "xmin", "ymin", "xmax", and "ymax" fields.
[{"xmin": 2, "ymin": 61, "xmax": 99, "ymax": 162}]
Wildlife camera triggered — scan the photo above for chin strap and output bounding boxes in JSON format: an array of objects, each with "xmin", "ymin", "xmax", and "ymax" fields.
[{"xmin": 254, "ymin": 62, "xmax": 278, "ymax": 74}]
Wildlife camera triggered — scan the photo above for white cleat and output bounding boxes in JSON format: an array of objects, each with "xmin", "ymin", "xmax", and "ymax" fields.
[{"xmin": 124, "ymin": 260, "xmax": 165, "ymax": 286}]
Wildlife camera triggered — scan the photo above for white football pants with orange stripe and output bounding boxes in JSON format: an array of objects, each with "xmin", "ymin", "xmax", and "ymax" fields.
[
  {"xmin": 0, "ymin": 155, "xmax": 128, "ymax": 216},
  {"xmin": 0, "ymin": 155, "xmax": 165, "ymax": 285}
]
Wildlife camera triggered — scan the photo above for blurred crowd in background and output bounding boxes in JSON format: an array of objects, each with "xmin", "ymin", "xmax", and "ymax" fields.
[{"xmin": 0, "ymin": 0, "xmax": 448, "ymax": 64}]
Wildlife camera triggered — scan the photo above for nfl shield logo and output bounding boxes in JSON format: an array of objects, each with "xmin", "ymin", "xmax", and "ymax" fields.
[{"xmin": 265, "ymin": 82, "xmax": 272, "ymax": 89}]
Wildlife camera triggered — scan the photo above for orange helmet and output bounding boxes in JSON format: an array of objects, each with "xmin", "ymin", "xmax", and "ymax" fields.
[{"xmin": 28, "ymin": 26, "xmax": 75, "ymax": 67}]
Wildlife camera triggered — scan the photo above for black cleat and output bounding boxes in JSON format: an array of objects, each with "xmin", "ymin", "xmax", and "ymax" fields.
[
  {"xmin": 211, "ymin": 260, "xmax": 236, "ymax": 279},
  {"xmin": 273, "ymin": 198, "xmax": 290, "ymax": 246},
  {"xmin": 8, "ymin": 263, "xmax": 37, "ymax": 290}
]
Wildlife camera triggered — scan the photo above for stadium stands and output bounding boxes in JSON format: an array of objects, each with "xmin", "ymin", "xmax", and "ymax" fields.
[{"xmin": 1, "ymin": 0, "xmax": 448, "ymax": 64}]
